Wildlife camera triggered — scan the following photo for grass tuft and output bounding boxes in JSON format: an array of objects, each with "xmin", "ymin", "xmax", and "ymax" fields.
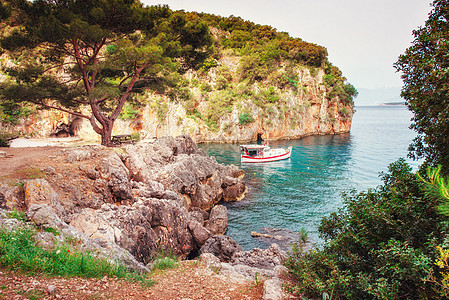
[
  {"xmin": 0, "ymin": 227, "xmax": 154, "ymax": 286},
  {"xmin": 151, "ymin": 256, "xmax": 178, "ymax": 271}
]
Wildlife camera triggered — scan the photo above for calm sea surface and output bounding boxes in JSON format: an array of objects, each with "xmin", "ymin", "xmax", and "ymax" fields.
[{"xmin": 199, "ymin": 106, "xmax": 419, "ymax": 250}]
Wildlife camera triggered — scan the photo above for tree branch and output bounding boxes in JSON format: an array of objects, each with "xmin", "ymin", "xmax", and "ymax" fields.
[
  {"xmin": 111, "ymin": 63, "xmax": 149, "ymax": 120},
  {"xmin": 28, "ymin": 100, "xmax": 89, "ymax": 120}
]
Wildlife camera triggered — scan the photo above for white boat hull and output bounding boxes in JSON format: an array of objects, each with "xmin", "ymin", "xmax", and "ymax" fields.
[{"xmin": 241, "ymin": 146, "xmax": 292, "ymax": 163}]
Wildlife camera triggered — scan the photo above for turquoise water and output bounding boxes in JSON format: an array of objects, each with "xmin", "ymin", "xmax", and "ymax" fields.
[{"xmin": 199, "ymin": 106, "xmax": 418, "ymax": 250}]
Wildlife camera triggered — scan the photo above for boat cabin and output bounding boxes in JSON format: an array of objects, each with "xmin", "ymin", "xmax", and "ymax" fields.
[{"xmin": 239, "ymin": 145, "xmax": 268, "ymax": 157}]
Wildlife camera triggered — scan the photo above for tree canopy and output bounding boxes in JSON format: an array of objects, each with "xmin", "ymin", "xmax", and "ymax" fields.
[
  {"xmin": 395, "ymin": 0, "xmax": 449, "ymax": 172},
  {"xmin": 0, "ymin": 0, "xmax": 212, "ymax": 146}
]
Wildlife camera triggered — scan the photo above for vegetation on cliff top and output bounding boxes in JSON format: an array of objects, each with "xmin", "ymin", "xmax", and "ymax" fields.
[
  {"xmin": 0, "ymin": 0, "xmax": 356, "ymax": 145},
  {"xmin": 286, "ymin": 1, "xmax": 449, "ymax": 298}
]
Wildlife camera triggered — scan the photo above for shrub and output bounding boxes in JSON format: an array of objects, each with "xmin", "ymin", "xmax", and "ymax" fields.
[
  {"xmin": 120, "ymin": 103, "xmax": 140, "ymax": 120},
  {"xmin": 205, "ymin": 90, "xmax": 235, "ymax": 128},
  {"xmin": 238, "ymin": 113, "xmax": 254, "ymax": 125},
  {"xmin": 286, "ymin": 159, "xmax": 447, "ymax": 299},
  {"xmin": 237, "ymin": 53, "xmax": 268, "ymax": 82}
]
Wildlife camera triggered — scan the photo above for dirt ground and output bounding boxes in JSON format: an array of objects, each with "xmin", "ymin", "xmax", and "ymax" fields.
[
  {"xmin": 0, "ymin": 146, "xmax": 64, "ymax": 178},
  {"xmin": 0, "ymin": 261, "xmax": 264, "ymax": 299},
  {"xmin": 0, "ymin": 144, "xmax": 272, "ymax": 299}
]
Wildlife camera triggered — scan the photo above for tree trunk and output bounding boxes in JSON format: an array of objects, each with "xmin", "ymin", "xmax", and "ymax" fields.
[{"xmin": 99, "ymin": 119, "xmax": 114, "ymax": 147}]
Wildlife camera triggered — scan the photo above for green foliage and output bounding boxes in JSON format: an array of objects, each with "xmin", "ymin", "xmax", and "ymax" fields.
[
  {"xmin": 120, "ymin": 103, "xmax": 140, "ymax": 120},
  {"xmin": 0, "ymin": 101, "xmax": 34, "ymax": 125},
  {"xmin": 0, "ymin": 228, "xmax": 153, "ymax": 285},
  {"xmin": 7, "ymin": 210, "xmax": 26, "ymax": 222},
  {"xmin": 150, "ymin": 98, "xmax": 169, "ymax": 122},
  {"xmin": 324, "ymin": 63, "xmax": 357, "ymax": 104},
  {"xmin": 253, "ymin": 87, "xmax": 280, "ymax": 107},
  {"xmin": 238, "ymin": 53, "xmax": 269, "ymax": 82},
  {"xmin": 418, "ymin": 165, "xmax": 449, "ymax": 216},
  {"xmin": 224, "ymin": 30, "xmax": 253, "ymax": 48},
  {"xmin": 434, "ymin": 245, "xmax": 449, "ymax": 298},
  {"xmin": 286, "ymin": 159, "xmax": 447, "ymax": 299},
  {"xmin": 204, "ymin": 90, "xmax": 235, "ymax": 129},
  {"xmin": 201, "ymin": 57, "xmax": 218, "ymax": 70},
  {"xmin": 395, "ymin": 0, "xmax": 449, "ymax": 172},
  {"xmin": 238, "ymin": 113, "xmax": 255, "ymax": 125}
]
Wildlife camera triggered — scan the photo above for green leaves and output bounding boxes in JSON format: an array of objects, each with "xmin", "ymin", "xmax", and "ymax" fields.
[
  {"xmin": 418, "ymin": 165, "xmax": 449, "ymax": 216},
  {"xmin": 395, "ymin": 0, "xmax": 449, "ymax": 172},
  {"xmin": 288, "ymin": 159, "xmax": 447, "ymax": 299}
]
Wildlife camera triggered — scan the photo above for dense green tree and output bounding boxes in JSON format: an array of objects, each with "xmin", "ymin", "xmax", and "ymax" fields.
[
  {"xmin": 0, "ymin": 0, "xmax": 212, "ymax": 146},
  {"xmin": 286, "ymin": 159, "xmax": 446, "ymax": 299},
  {"xmin": 395, "ymin": 0, "xmax": 449, "ymax": 172}
]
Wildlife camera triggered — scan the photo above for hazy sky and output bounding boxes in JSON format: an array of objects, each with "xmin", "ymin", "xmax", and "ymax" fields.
[{"xmin": 143, "ymin": 0, "xmax": 431, "ymax": 90}]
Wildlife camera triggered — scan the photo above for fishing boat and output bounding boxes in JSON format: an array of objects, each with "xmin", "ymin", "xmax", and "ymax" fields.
[{"xmin": 240, "ymin": 144, "xmax": 293, "ymax": 163}]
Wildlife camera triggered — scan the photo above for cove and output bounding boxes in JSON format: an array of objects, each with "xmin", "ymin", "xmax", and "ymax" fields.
[{"xmin": 199, "ymin": 106, "xmax": 419, "ymax": 250}]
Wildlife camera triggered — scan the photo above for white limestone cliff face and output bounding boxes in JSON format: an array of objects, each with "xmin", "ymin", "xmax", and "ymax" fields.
[{"xmin": 3, "ymin": 54, "xmax": 353, "ymax": 143}]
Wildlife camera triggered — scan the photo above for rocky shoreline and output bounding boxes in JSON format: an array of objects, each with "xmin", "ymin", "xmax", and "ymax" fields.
[{"xmin": 0, "ymin": 134, "xmax": 289, "ymax": 298}]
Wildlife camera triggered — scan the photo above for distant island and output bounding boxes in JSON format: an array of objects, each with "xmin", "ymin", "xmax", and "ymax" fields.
[{"xmin": 379, "ymin": 101, "xmax": 406, "ymax": 106}]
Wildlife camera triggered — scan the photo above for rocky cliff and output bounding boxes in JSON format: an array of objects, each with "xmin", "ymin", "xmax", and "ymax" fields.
[
  {"xmin": 0, "ymin": 135, "xmax": 246, "ymax": 267},
  {"xmin": 1, "ymin": 53, "xmax": 353, "ymax": 144}
]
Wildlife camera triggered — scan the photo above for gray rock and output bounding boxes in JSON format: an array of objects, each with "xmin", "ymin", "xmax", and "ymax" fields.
[
  {"xmin": 70, "ymin": 199, "xmax": 195, "ymax": 263},
  {"xmin": 263, "ymin": 278, "xmax": 284, "ymax": 300},
  {"xmin": 189, "ymin": 207, "xmax": 208, "ymax": 225},
  {"xmin": 27, "ymin": 204, "xmax": 66, "ymax": 229},
  {"xmin": 0, "ymin": 151, "xmax": 6, "ymax": 158},
  {"xmin": 24, "ymin": 179, "xmax": 65, "ymax": 217},
  {"xmin": 274, "ymin": 265, "xmax": 288, "ymax": 278},
  {"xmin": 34, "ymin": 231, "xmax": 58, "ymax": 251},
  {"xmin": 79, "ymin": 165, "xmax": 100, "ymax": 180},
  {"xmin": 231, "ymin": 243, "xmax": 286, "ymax": 270},
  {"xmin": 198, "ymin": 253, "xmax": 221, "ymax": 270},
  {"xmin": 0, "ymin": 186, "xmax": 20, "ymax": 210},
  {"xmin": 188, "ymin": 219, "xmax": 211, "ymax": 245},
  {"xmin": 46, "ymin": 285, "xmax": 57, "ymax": 295},
  {"xmin": 205, "ymin": 205, "xmax": 227, "ymax": 235},
  {"xmin": 43, "ymin": 166, "xmax": 57, "ymax": 176},
  {"xmin": 123, "ymin": 135, "xmax": 246, "ymax": 211},
  {"xmin": 25, "ymin": 204, "xmax": 149, "ymax": 273},
  {"xmin": 199, "ymin": 235, "xmax": 242, "ymax": 262},
  {"xmin": 65, "ymin": 149, "xmax": 92, "ymax": 162},
  {"xmin": 100, "ymin": 153, "xmax": 133, "ymax": 202},
  {"xmin": 232, "ymin": 264, "xmax": 274, "ymax": 278}
]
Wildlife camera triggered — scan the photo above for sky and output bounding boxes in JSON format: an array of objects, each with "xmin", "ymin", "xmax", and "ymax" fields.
[{"xmin": 143, "ymin": 0, "xmax": 431, "ymax": 94}]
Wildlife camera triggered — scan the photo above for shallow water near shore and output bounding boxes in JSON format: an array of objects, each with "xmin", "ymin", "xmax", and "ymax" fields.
[{"xmin": 199, "ymin": 106, "xmax": 419, "ymax": 250}]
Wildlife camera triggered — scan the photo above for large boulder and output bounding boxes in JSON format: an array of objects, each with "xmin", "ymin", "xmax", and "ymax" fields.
[
  {"xmin": 24, "ymin": 179, "xmax": 65, "ymax": 217},
  {"xmin": 23, "ymin": 204, "xmax": 148, "ymax": 273},
  {"xmin": 69, "ymin": 199, "xmax": 199, "ymax": 263},
  {"xmin": 230, "ymin": 243, "xmax": 287, "ymax": 272},
  {"xmin": 0, "ymin": 186, "xmax": 21, "ymax": 211},
  {"xmin": 205, "ymin": 205, "xmax": 227, "ymax": 235},
  {"xmin": 122, "ymin": 135, "xmax": 246, "ymax": 210},
  {"xmin": 199, "ymin": 235, "xmax": 242, "ymax": 262}
]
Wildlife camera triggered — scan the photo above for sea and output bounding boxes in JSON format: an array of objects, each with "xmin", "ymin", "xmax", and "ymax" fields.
[{"xmin": 199, "ymin": 105, "xmax": 419, "ymax": 250}]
